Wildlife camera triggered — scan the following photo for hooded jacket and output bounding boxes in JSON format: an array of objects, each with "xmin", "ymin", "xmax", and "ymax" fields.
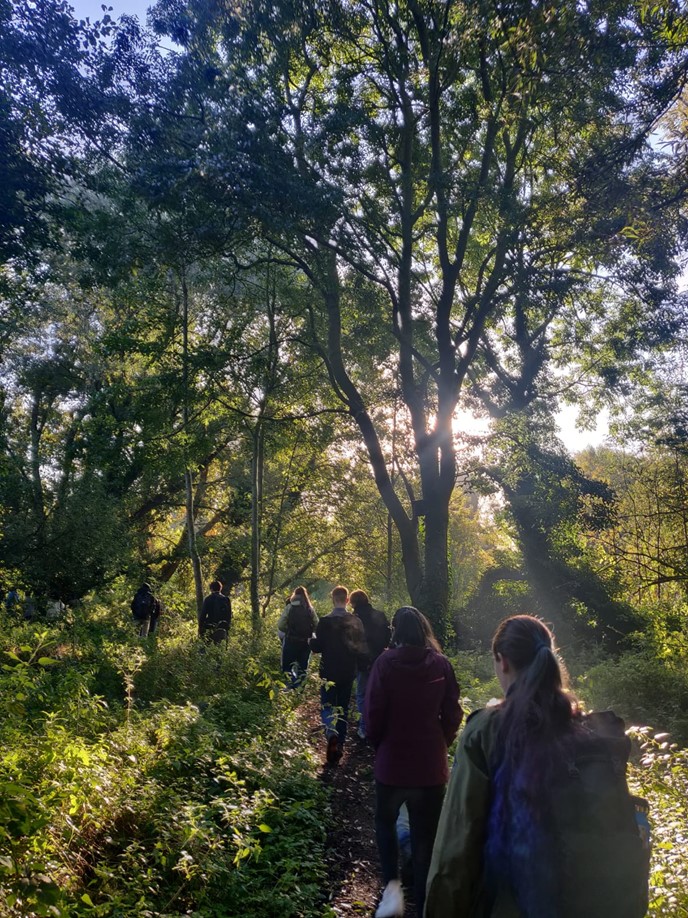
[
  {"xmin": 364, "ymin": 645, "xmax": 462, "ymax": 786},
  {"xmin": 310, "ymin": 607, "xmax": 367, "ymax": 683},
  {"xmin": 353, "ymin": 601, "xmax": 391, "ymax": 671}
]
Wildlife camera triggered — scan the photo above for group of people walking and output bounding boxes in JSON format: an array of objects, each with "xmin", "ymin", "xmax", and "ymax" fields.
[
  {"xmin": 278, "ymin": 584, "xmax": 459, "ymax": 916},
  {"xmin": 279, "ymin": 587, "xmax": 649, "ymax": 918},
  {"xmin": 125, "ymin": 580, "xmax": 648, "ymax": 917},
  {"xmin": 130, "ymin": 580, "xmax": 233, "ymax": 642}
]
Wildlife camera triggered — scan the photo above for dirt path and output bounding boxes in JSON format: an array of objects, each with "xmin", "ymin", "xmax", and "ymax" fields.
[{"xmin": 303, "ymin": 696, "xmax": 418, "ymax": 918}]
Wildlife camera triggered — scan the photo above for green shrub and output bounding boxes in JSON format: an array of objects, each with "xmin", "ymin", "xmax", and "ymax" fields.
[
  {"xmin": 629, "ymin": 729, "xmax": 688, "ymax": 917},
  {"xmin": 0, "ymin": 597, "xmax": 331, "ymax": 918},
  {"xmin": 577, "ymin": 652, "xmax": 688, "ymax": 743}
]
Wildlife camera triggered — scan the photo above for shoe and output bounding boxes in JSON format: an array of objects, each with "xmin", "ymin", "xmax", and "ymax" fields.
[
  {"xmin": 326, "ymin": 734, "xmax": 339, "ymax": 764},
  {"xmin": 375, "ymin": 880, "xmax": 404, "ymax": 918},
  {"xmin": 332, "ymin": 741, "xmax": 344, "ymax": 763},
  {"xmin": 357, "ymin": 724, "xmax": 366, "ymax": 740}
]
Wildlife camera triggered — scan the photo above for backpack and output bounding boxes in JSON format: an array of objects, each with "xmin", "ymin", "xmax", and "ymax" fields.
[
  {"xmin": 131, "ymin": 590, "xmax": 155, "ymax": 620},
  {"xmin": 286, "ymin": 601, "xmax": 313, "ymax": 641},
  {"xmin": 367, "ymin": 607, "xmax": 391, "ymax": 659},
  {"xmin": 550, "ymin": 711, "xmax": 651, "ymax": 918},
  {"xmin": 203, "ymin": 592, "xmax": 231, "ymax": 626}
]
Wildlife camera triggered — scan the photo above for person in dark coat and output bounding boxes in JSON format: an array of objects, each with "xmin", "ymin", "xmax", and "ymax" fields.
[
  {"xmin": 349, "ymin": 589, "xmax": 390, "ymax": 739},
  {"xmin": 131, "ymin": 583, "xmax": 161, "ymax": 638},
  {"xmin": 309, "ymin": 585, "xmax": 366, "ymax": 765},
  {"xmin": 364, "ymin": 606, "xmax": 462, "ymax": 918},
  {"xmin": 198, "ymin": 580, "xmax": 232, "ymax": 644}
]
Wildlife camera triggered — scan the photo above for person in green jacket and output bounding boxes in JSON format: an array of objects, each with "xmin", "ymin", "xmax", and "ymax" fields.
[
  {"xmin": 426, "ymin": 614, "xmax": 651, "ymax": 917},
  {"xmin": 425, "ymin": 615, "xmax": 578, "ymax": 917}
]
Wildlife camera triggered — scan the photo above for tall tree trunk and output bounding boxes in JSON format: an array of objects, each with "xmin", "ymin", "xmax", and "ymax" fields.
[
  {"xmin": 185, "ymin": 469, "xmax": 205, "ymax": 619},
  {"xmin": 180, "ymin": 265, "xmax": 204, "ymax": 619},
  {"xmin": 419, "ymin": 487, "xmax": 451, "ymax": 644},
  {"xmin": 29, "ymin": 388, "xmax": 46, "ymax": 531},
  {"xmin": 250, "ymin": 419, "xmax": 264, "ymax": 633}
]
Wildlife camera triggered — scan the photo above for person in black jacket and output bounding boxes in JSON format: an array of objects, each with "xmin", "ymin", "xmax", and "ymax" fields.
[
  {"xmin": 131, "ymin": 583, "xmax": 161, "ymax": 638},
  {"xmin": 349, "ymin": 589, "xmax": 391, "ymax": 740},
  {"xmin": 198, "ymin": 580, "xmax": 232, "ymax": 644},
  {"xmin": 309, "ymin": 585, "xmax": 367, "ymax": 764}
]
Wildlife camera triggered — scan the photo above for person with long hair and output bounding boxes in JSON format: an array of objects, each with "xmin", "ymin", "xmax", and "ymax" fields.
[
  {"xmin": 277, "ymin": 585, "xmax": 318, "ymax": 688},
  {"xmin": 426, "ymin": 614, "xmax": 648, "ymax": 917},
  {"xmin": 365, "ymin": 606, "xmax": 462, "ymax": 918},
  {"xmin": 349, "ymin": 588, "xmax": 390, "ymax": 739}
]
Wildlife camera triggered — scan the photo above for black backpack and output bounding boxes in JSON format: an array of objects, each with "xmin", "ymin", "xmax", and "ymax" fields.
[
  {"xmin": 367, "ymin": 607, "xmax": 391, "ymax": 659},
  {"xmin": 286, "ymin": 601, "xmax": 313, "ymax": 641},
  {"xmin": 131, "ymin": 590, "xmax": 155, "ymax": 620},
  {"xmin": 550, "ymin": 711, "xmax": 651, "ymax": 917}
]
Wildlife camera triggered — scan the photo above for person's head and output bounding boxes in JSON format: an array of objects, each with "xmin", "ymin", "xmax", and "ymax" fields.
[
  {"xmin": 491, "ymin": 614, "xmax": 576, "ymax": 765},
  {"xmin": 291, "ymin": 585, "xmax": 312, "ymax": 606},
  {"xmin": 331, "ymin": 585, "xmax": 348, "ymax": 607},
  {"xmin": 348, "ymin": 589, "xmax": 369, "ymax": 609},
  {"xmin": 391, "ymin": 606, "xmax": 441, "ymax": 652},
  {"xmin": 492, "ymin": 614, "xmax": 563, "ymax": 694},
  {"xmin": 141, "ymin": 583, "xmax": 151, "ymax": 593},
  {"xmin": 209, "ymin": 580, "xmax": 222, "ymax": 593}
]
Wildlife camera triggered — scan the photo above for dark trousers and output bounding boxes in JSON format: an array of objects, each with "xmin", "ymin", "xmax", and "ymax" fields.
[
  {"xmin": 320, "ymin": 679, "xmax": 354, "ymax": 746},
  {"xmin": 281, "ymin": 637, "xmax": 311, "ymax": 687},
  {"xmin": 374, "ymin": 781, "xmax": 445, "ymax": 917},
  {"xmin": 201, "ymin": 624, "xmax": 228, "ymax": 645}
]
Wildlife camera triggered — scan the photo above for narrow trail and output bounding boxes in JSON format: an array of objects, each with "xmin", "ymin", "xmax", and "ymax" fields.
[{"xmin": 302, "ymin": 696, "xmax": 418, "ymax": 918}]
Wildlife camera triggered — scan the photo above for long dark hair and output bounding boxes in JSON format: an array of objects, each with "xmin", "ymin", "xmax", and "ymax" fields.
[
  {"xmin": 290, "ymin": 585, "xmax": 313, "ymax": 611},
  {"xmin": 391, "ymin": 606, "xmax": 441, "ymax": 652},
  {"xmin": 493, "ymin": 614, "xmax": 575, "ymax": 764},
  {"xmin": 487, "ymin": 615, "xmax": 578, "ymax": 914}
]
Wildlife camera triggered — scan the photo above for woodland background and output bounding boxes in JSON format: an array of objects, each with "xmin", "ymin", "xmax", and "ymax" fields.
[{"xmin": 1, "ymin": 0, "xmax": 688, "ymax": 914}]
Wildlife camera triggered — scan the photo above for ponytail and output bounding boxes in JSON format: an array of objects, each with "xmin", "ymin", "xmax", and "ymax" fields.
[{"xmin": 492, "ymin": 614, "xmax": 575, "ymax": 763}]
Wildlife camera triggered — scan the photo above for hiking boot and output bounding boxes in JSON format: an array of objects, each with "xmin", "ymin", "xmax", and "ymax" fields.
[
  {"xmin": 326, "ymin": 734, "xmax": 339, "ymax": 764},
  {"xmin": 332, "ymin": 741, "xmax": 344, "ymax": 763},
  {"xmin": 375, "ymin": 880, "xmax": 404, "ymax": 918}
]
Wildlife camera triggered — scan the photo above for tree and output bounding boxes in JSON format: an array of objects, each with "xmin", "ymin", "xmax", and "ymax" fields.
[
  {"xmin": 478, "ymin": 414, "xmax": 641, "ymax": 645},
  {"xmin": 143, "ymin": 0, "xmax": 688, "ymax": 636}
]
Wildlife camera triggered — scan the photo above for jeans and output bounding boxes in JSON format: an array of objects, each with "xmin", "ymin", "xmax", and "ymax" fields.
[
  {"xmin": 355, "ymin": 670, "xmax": 369, "ymax": 734},
  {"xmin": 281, "ymin": 637, "xmax": 311, "ymax": 687},
  {"xmin": 136, "ymin": 615, "xmax": 157, "ymax": 638},
  {"xmin": 374, "ymin": 782, "xmax": 445, "ymax": 917},
  {"xmin": 320, "ymin": 679, "xmax": 354, "ymax": 746}
]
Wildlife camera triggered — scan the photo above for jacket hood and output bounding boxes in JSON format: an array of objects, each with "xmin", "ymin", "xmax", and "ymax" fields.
[{"xmin": 385, "ymin": 645, "xmax": 439, "ymax": 672}]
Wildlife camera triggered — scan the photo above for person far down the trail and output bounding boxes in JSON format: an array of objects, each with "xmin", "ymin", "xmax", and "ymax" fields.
[
  {"xmin": 130, "ymin": 583, "xmax": 161, "ymax": 638},
  {"xmin": 309, "ymin": 585, "xmax": 367, "ymax": 765},
  {"xmin": 277, "ymin": 586, "xmax": 318, "ymax": 688},
  {"xmin": 364, "ymin": 605, "xmax": 462, "ymax": 918},
  {"xmin": 198, "ymin": 580, "xmax": 232, "ymax": 645}
]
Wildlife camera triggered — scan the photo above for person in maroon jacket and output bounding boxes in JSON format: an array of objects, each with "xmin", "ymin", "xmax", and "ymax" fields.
[{"xmin": 364, "ymin": 606, "xmax": 463, "ymax": 918}]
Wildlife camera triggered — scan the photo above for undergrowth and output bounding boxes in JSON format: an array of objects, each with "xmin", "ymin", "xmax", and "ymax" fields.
[{"xmin": 0, "ymin": 588, "xmax": 330, "ymax": 917}]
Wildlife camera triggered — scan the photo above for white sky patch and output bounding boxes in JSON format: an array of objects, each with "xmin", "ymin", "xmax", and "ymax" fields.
[
  {"xmin": 556, "ymin": 403, "xmax": 610, "ymax": 453},
  {"xmin": 452, "ymin": 408, "xmax": 491, "ymax": 439}
]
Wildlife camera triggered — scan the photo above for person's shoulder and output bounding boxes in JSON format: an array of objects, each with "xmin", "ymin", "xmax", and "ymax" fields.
[{"xmin": 462, "ymin": 704, "xmax": 502, "ymax": 741}]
